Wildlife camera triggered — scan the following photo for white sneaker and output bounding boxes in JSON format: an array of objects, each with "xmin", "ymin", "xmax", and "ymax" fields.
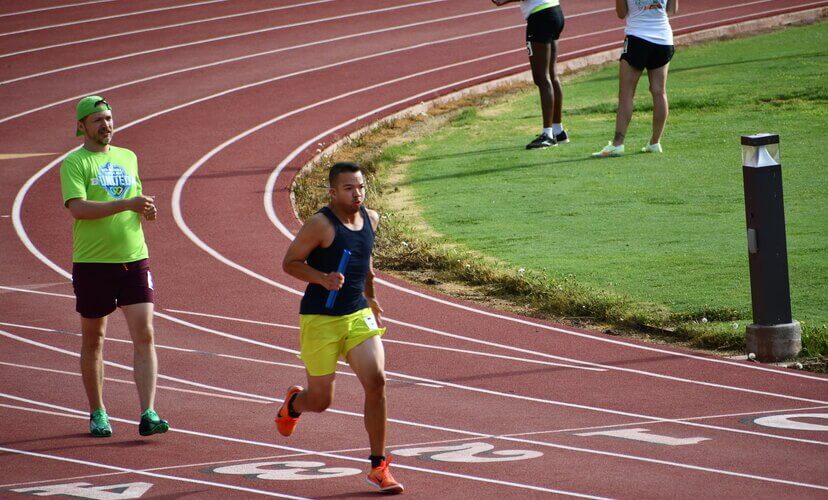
[
  {"xmin": 592, "ymin": 142, "xmax": 624, "ymax": 158},
  {"xmin": 641, "ymin": 143, "xmax": 662, "ymax": 153}
]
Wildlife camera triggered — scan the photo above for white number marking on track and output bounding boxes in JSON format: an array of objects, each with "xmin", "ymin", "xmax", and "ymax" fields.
[
  {"xmin": 752, "ymin": 413, "xmax": 828, "ymax": 431},
  {"xmin": 210, "ymin": 461, "xmax": 361, "ymax": 480},
  {"xmin": 393, "ymin": 442, "xmax": 542, "ymax": 462},
  {"xmin": 12, "ymin": 482, "xmax": 153, "ymax": 499},
  {"xmin": 576, "ymin": 428, "xmax": 710, "ymax": 446}
]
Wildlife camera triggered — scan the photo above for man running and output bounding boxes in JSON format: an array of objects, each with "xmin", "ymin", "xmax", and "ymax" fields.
[
  {"xmin": 61, "ymin": 96, "xmax": 169, "ymax": 438},
  {"xmin": 277, "ymin": 162, "xmax": 403, "ymax": 494}
]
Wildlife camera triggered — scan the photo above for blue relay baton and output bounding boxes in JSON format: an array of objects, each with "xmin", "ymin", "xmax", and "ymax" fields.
[{"xmin": 325, "ymin": 249, "xmax": 351, "ymax": 309}]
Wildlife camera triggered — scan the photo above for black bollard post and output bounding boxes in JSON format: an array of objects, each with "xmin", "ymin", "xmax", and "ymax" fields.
[{"xmin": 741, "ymin": 133, "xmax": 801, "ymax": 362}]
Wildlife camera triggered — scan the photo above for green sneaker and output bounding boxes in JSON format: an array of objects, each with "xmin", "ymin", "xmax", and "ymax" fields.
[
  {"xmin": 592, "ymin": 142, "xmax": 624, "ymax": 158},
  {"xmin": 89, "ymin": 408, "xmax": 112, "ymax": 437},
  {"xmin": 138, "ymin": 409, "xmax": 169, "ymax": 436}
]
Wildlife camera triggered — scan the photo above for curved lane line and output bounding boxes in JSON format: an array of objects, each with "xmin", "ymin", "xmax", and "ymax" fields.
[
  {"xmin": 2, "ymin": 389, "xmax": 827, "ymax": 492},
  {"xmin": 262, "ymin": 1, "xmax": 828, "ymax": 382},
  {"xmin": 0, "ymin": 5, "xmax": 520, "ymax": 124},
  {"xmin": 0, "ymin": 0, "xmax": 337, "ymax": 59},
  {"xmin": 10, "ymin": 24, "xmax": 825, "ymax": 436},
  {"xmin": 0, "ymin": 391, "xmax": 603, "ymax": 497},
  {"xmin": 2, "ymin": 319, "xmax": 827, "ymax": 448},
  {"xmin": 0, "ymin": 0, "xmax": 785, "ymax": 85},
  {"xmin": 0, "ymin": 0, "xmax": 453, "ymax": 85},
  {"xmin": 0, "ymin": 446, "xmax": 307, "ymax": 499},
  {"xmin": 0, "ymin": 0, "xmax": 119, "ymax": 18},
  {"xmin": 9, "ymin": 0, "xmax": 825, "ymax": 454},
  {"xmin": 158, "ymin": 308, "xmax": 602, "ymax": 371},
  {"xmin": 0, "ymin": 0, "xmax": 229, "ymax": 37}
]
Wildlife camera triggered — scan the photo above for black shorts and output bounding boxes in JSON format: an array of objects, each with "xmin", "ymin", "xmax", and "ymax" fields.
[
  {"xmin": 620, "ymin": 35, "xmax": 675, "ymax": 70},
  {"xmin": 72, "ymin": 259, "xmax": 154, "ymax": 318},
  {"xmin": 526, "ymin": 5, "xmax": 564, "ymax": 44}
]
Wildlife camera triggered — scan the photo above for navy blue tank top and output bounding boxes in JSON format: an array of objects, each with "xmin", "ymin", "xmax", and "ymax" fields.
[{"xmin": 299, "ymin": 206, "xmax": 374, "ymax": 316}]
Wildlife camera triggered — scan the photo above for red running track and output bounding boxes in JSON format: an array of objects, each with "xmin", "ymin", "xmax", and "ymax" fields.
[{"xmin": 1, "ymin": 0, "xmax": 826, "ymax": 497}]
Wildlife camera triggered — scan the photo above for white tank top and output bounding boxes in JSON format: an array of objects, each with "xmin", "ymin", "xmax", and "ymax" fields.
[
  {"xmin": 520, "ymin": 0, "xmax": 560, "ymax": 20},
  {"xmin": 625, "ymin": 0, "xmax": 673, "ymax": 46}
]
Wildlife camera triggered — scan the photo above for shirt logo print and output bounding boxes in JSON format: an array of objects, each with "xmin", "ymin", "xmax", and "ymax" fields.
[{"xmin": 95, "ymin": 162, "xmax": 134, "ymax": 200}]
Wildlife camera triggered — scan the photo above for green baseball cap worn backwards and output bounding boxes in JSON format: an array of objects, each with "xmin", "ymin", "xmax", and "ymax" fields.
[{"xmin": 75, "ymin": 96, "xmax": 112, "ymax": 136}]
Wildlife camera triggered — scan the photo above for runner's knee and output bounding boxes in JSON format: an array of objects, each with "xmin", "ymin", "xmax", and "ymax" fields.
[
  {"xmin": 649, "ymin": 83, "xmax": 666, "ymax": 97},
  {"xmin": 131, "ymin": 324, "xmax": 155, "ymax": 348},
  {"xmin": 532, "ymin": 72, "xmax": 552, "ymax": 92},
  {"xmin": 363, "ymin": 372, "xmax": 386, "ymax": 396},
  {"xmin": 303, "ymin": 385, "xmax": 334, "ymax": 412}
]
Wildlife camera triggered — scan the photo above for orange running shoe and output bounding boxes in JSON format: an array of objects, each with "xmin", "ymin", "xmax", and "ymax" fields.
[
  {"xmin": 366, "ymin": 456, "xmax": 404, "ymax": 494},
  {"xmin": 275, "ymin": 385, "xmax": 303, "ymax": 437}
]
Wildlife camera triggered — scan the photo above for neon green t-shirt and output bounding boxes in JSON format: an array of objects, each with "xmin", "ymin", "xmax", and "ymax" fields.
[{"xmin": 60, "ymin": 145, "xmax": 149, "ymax": 263}]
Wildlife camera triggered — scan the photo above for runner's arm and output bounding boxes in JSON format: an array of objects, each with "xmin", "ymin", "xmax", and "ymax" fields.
[
  {"xmin": 282, "ymin": 214, "xmax": 343, "ymax": 291},
  {"xmin": 65, "ymin": 196, "xmax": 155, "ymax": 220},
  {"xmin": 667, "ymin": 0, "xmax": 677, "ymax": 15},
  {"xmin": 616, "ymin": 0, "xmax": 628, "ymax": 19},
  {"xmin": 491, "ymin": 0, "xmax": 519, "ymax": 6},
  {"xmin": 364, "ymin": 209, "xmax": 383, "ymax": 322}
]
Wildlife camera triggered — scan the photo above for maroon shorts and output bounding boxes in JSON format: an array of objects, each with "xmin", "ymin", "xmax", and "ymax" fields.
[{"xmin": 72, "ymin": 259, "xmax": 154, "ymax": 318}]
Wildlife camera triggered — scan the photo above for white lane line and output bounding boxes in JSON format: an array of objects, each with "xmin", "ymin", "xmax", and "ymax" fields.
[
  {"xmin": 0, "ymin": 6, "xmax": 522, "ymax": 124},
  {"xmin": 0, "ymin": 445, "xmax": 308, "ymax": 499},
  {"xmin": 7, "ymin": 316, "xmax": 822, "ymax": 441},
  {"xmin": 3, "ymin": 392, "xmax": 827, "ymax": 493},
  {"xmin": 0, "ymin": 320, "xmax": 432, "ymax": 387},
  {"xmin": 165, "ymin": 308, "xmax": 299, "ymax": 330},
  {"xmin": 0, "ymin": 0, "xmax": 229, "ymax": 37},
  {"xmin": 158, "ymin": 282, "xmax": 828, "ymax": 443},
  {"xmin": 8, "ymin": 29, "xmax": 827, "ymax": 437},
  {"xmin": 0, "ymin": 394, "xmax": 605, "ymax": 497},
  {"xmin": 264, "ymin": 0, "xmax": 828, "ymax": 384},
  {"xmin": 0, "ymin": 361, "xmax": 268, "ymax": 404},
  {"xmin": 5, "ymin": 319, "xmax": 826, "ymax": 448},
  {"xmin": 0, "ymin": 285, "xmax": 73, "ymax": 298},
  {"xmin": 164, "ymin": 309, "xmax": 602, "ymax": 371},
  {"xmin": 6, "ymin": 0, "xmax": 823, "ymax": 438},
  {"xmin": 158, "ymin": 23, "xmax": 828, "ymax": 400},
  {"xmin": 385, "ymin": 338, "xmax": 606, "ymax": 371},
  {"xmin": 0, "ymin": 0, "xmax": 119, "ymax": 18},
  {"xmin": 5, "ymin": 0, "xmax": 816, "ymax": 392},
  {"xmin": 0, "ymin": 0, "xmax": 454, "ymax": 85},
  {"xmin": 1, "ymin": 307, "xmax": 599, "ymax": 374},
  {"xmin": 0, "ymin": 0, "xmax": 337, "ymax": 59}
]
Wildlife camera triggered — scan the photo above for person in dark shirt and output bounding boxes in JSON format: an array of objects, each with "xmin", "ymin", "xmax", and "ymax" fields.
[{"xmin": 277, "ymin": 162, "xmax": 403, "ymax": 494}]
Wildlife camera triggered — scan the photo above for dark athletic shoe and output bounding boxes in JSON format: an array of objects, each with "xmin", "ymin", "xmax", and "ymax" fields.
[
  {"xmin": 89, "ymin": 408, "xmax": 112, "ymax": 437},
  {"xmin": 138, "ymin": 409, "xmax": 169, "ymax": 436},
  {"xmin": 555, "ymin": 130, "xmax": 570, "ymax": 144},
  {"xmin": 526, "ymin": 133, "xmax": 557, "ymax": 149}
]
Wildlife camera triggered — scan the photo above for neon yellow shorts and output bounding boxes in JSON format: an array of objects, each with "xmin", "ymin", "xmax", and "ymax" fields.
[{"xmin": 299, "ymin": 307, "xmax": 385, "ymax": 376}]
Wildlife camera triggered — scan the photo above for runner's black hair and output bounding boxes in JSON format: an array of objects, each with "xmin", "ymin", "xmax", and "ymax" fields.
[{"xmin": 329, "ymin": 162, "xmax": 362, "ymax": 186}]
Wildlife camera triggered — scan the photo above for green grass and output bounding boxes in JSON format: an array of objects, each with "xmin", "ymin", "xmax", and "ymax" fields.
[{"xmin": 398, "ymin": 22, "xmax": 828, "ymax": 355}]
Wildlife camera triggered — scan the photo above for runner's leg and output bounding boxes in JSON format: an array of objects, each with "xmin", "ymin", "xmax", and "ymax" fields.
[
  {"xmin": 530, "ymin": 41, "xmax": 554, "ymax": 129},
  {"xmin": 122, "ymin": 302, "xmax": 157, "ymax": 412},
  {"xmin": 80, "ymin": 315, "xmax": 107, "ymax": 412},
  {"xmin": 346, "ymin": 336, "xmax": 387, "ymax": 457},
  {"xmin": 614, "ymin": 59, "xmax": 644, "ymax": 146},
  {"xmin": 648, "ymin": 62, "xmax": 670, "ymax": 145}
]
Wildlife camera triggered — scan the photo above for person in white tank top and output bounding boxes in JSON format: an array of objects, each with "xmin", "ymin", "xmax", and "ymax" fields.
[
  {"xmin": 593, "ymin": 0, "xmax": 678, "ymax": 157},
  {"xmin": 492, "ymin": 0, "xmax": 569, "ymax": 149}
]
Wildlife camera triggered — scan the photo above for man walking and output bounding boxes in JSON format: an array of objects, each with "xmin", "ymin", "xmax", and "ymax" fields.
[{"xmin": 61, "ymin": 96, "xmax": 169, "ymax": 437}]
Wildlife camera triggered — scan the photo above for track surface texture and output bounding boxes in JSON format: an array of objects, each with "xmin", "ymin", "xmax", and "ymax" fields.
[{"xmin": 1, "ymin": 1, "xmax": 826, "ymax": 498}]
